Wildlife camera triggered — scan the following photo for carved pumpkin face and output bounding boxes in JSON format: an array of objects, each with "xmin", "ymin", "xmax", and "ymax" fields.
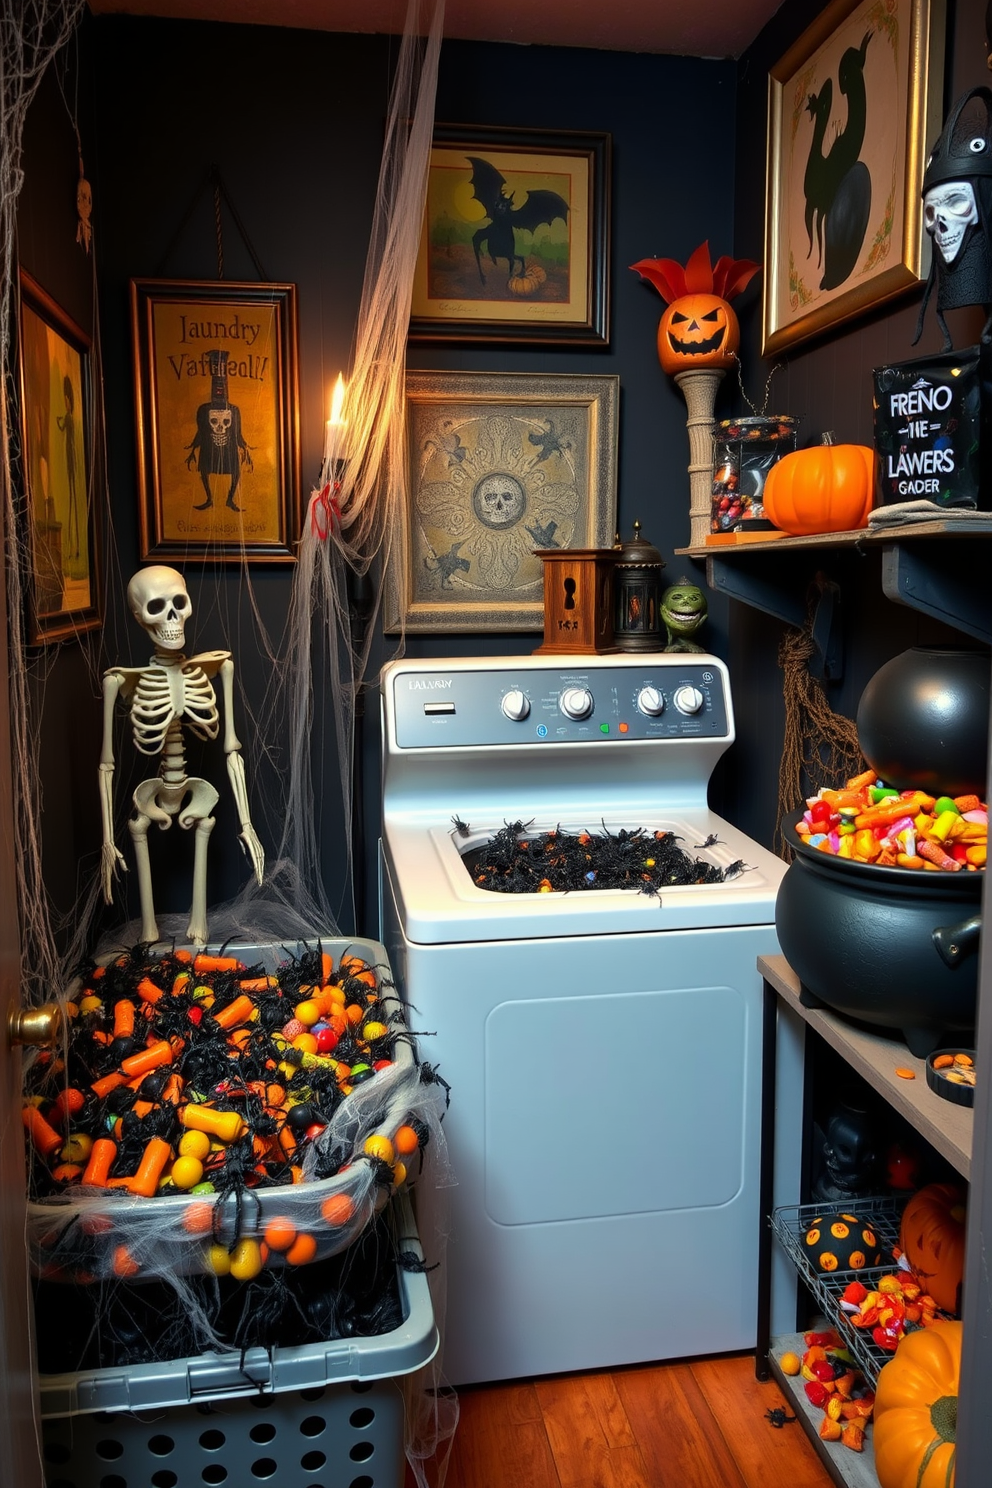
[{"xmin": 657, "ymin": 292, "xmax": 739, "ymax": 374}]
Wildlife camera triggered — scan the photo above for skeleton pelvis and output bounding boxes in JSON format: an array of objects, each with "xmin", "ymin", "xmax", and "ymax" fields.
[{"xmin": 132, "ymin": 776, "xmax": 220, "ymax": 829}]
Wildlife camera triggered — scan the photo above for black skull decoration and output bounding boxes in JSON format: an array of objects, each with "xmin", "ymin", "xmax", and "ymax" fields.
[{"xmin": 915, "ymin": 86, "xmax": 992, "ymax": 347}]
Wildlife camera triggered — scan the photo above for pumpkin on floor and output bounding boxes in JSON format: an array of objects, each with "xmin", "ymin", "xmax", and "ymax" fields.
[
  {"xmin": 899, "ymin": 1182, "xmax": 967, "ymax": 1316},
  {"xmin": 873, "ymin": 1319, "xmax": 961, "ymax": 1488}
]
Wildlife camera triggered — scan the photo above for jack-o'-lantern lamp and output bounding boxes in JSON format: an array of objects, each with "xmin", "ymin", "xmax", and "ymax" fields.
[
  {"xmin": 631, "ymin": 241, "xmax": 760, "ymax": 374},
  {"xmin": 630, "ymin": 242, "xmax": 761, "ymax": 546}
]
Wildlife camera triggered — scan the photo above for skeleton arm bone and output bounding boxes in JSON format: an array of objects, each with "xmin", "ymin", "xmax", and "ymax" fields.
[
  {"xmin": 218, "ymin": 656, "xmax": 265, "ymax": 884},
  {"xmin": 99, "ymin": 669, "xmax": 130, "ymax": 902}
]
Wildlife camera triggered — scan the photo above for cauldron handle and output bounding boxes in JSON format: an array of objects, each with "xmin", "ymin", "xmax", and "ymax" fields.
[{"xmin": 932, "ymin": 913, "xmax": 982, "ymax": 969}]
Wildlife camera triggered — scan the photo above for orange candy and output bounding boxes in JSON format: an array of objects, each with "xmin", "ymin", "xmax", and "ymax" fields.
[
  {"xmin": 321, "ymin": 1193, "xmax": 355, "ymax": 1226},
  {"xmin": 113, "ymin": 1244, "xmax": 140, "ymax": 1278},
  {"xmin": 182, "ymin": 1201, "xmax": 215, "ymax": 1236},
  {"xmin": 393, "ymin": 1124, "xmax": 420, "ymax": 1156},
  {"xmin": 285, "ymin": 1232, "xmax": 318, "ymax": 1266},
  {"xmin": 264, "ymin": 1216, "xmax": 298, "ymax": 1252}
]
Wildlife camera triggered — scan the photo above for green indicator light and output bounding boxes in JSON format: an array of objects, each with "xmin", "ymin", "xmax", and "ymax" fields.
[{"xmin": 600, "ymin": 723, "xmax": 610, "ymax": 734}]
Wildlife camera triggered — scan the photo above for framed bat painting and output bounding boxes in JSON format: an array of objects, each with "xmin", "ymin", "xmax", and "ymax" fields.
[{"xmin": 410, "ymin": 125, "xmax": 611, "ymax": 346}]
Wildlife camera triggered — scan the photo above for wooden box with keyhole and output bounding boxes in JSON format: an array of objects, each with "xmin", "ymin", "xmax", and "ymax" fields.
[{"xmin": 533, "ymin": 549, "xmax": 619, "ymax": 655}]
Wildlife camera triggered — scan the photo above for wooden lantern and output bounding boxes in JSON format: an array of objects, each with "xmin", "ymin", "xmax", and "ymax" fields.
[{"xmin": 533, "ymin": 548, "xmax": 618, "ymax": 655}]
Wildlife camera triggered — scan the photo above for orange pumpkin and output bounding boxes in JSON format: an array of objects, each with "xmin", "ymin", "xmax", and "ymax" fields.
[
  {"xmin": 899, "ymin": 1182, "xmax": 967, "ymax": 1316},
  {"xmin": 873, "ymin": 1319, "xmax": 961, "ymax": 1488},
  {"xmin": 657, "ymin": 293, "xmax": 738, "ymax": 373},
  {"xmin": 762, "ymin": 434, "xmax": 874, "ymax": 535}
]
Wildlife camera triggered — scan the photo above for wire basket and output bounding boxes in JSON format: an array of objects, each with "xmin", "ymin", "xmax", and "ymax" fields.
[{"xmin": 771, "ymin": 1196, "xmax": 912, "ymax": 1385}]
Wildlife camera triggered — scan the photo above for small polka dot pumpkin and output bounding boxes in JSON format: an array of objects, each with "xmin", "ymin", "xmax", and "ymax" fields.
[{"xmin": 804, "ymin": 1211, "xmax": 882, "ymax": 1273}]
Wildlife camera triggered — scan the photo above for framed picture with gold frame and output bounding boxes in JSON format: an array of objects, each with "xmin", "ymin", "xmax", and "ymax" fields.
[
  {"xmin": 385, "ymin": 370, "xmax": 619, "ymax": 634},
  {"xmin": 763, "ymin": 0, "xmax": 945, "ymax": 357},
  {"xmin": 130, "ymin": 279, "xmax": 300, "ymax": 562},
  {"xmin": 17, "ymin": 270, "xmax": 101, "ymax": 644},
  {"xmin": 410, "ymin": 125, "xmax": 610, "ymax": 345}
]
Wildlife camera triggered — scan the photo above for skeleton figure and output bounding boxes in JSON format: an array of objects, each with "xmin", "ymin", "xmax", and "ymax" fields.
[
  {"xmin": 915, "ymin": 87, "xmax": 992, "ymax": 347},
  {"xmin": 99, "ymin": 566, "xmax": 265, "ymax": 946},
  {"xmin": 185, "ymin": 351, "xmax": 253, "ymax": 512}
]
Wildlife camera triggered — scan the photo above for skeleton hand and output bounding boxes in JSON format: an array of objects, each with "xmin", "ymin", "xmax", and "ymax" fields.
[
  {"xmin": 238, "ymin": 823, "xmax": 265, "ymax": 885},
  {"xmin": 101, "ymin": 840, "xmax": 128, "ymax": 904}
]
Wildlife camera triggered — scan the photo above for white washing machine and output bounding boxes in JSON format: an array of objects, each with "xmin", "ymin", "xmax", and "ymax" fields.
[{"xmin": 379, "ymin": 653, "xmax": 792, "ymax": 1386}]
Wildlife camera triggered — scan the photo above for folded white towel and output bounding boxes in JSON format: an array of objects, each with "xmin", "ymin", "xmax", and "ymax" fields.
[{"xmin": 868, "ymin": 500, "xmax": 992, "ymax": 526}]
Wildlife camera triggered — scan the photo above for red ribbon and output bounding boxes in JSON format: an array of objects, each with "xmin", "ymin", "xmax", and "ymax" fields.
[{"xmin": 310, "ymin": 480, "xmax": 342, "ymax": 541}]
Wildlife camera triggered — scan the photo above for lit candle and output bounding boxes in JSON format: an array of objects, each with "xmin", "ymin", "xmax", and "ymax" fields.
[{"xmin": 323, "ymin": 374, "xmax": 348, "ymax": 471}]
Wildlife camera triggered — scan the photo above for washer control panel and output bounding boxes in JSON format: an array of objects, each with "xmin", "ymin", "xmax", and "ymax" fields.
[{"xmin": 390, "ymin": 662, "xmax": 730, "ymax": 749}]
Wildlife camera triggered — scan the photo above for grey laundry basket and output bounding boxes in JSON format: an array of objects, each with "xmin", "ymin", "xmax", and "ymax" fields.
[{"xmin": 39, "ymin": 1190, "xmax": 438, "ymax": 1488}]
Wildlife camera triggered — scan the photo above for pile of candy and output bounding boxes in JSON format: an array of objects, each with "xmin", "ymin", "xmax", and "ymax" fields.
[
  {"xmin": 840, "ymin": 1269, "xmax": 939, "ymax": 1353},
  {"xmin": 780, "ymin": 1329, "xmax": 875, "ymax": 1451},
  {"xmin": 460, "ymin": 819, "xmax": 746, "ymax": 894},
  {"xmin": 795, "ymin": 768, "xmax": 987, "ymax": 872},
  {"xmin": 22, "ymin": 941, "xmax": 447, "ymax": 1284}
]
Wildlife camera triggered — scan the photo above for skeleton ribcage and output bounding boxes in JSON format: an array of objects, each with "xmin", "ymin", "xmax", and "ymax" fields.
[{"xmin": 130, "ymin": 665, "xmax": 220, "ymax": 757}]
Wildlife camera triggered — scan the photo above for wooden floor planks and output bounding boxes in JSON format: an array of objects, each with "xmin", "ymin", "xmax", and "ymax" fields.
[{"xmin": 410, "ymin": 1354, "xmax": 843, "ymax": 1488}]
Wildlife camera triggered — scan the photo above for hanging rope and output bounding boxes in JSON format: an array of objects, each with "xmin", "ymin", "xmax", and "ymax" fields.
[
  {"xmin": 153, "ymin": 164, "xmax": 269, "ymax": 281},
  {"xmin": 776, "ymin": 591, "xmax": 865, "ymax": 858}
]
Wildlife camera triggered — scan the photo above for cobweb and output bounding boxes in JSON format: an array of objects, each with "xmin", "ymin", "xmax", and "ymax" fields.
[
  {"xmin": 4, "ymin": 0, "xmax": 458, "ymax": 1480},
  {"xmin": 275, "ymin": 0, "xmax": 444, "ymax": 927},
  {"xmin": 1, "ymin": 0, "xmax": 90, "ymax": 999}
]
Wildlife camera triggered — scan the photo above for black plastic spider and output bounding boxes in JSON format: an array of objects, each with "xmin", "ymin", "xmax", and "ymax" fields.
[{"xmin": 765, "ymin": 1407, "xmax": 796, "ymax": 1428}]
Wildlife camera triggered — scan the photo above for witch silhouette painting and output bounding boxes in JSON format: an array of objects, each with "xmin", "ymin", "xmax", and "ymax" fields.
[
  {"xmin": 767, "ymin": 0, "xmax": 919, "ymax": 352},
  {"xmin": 803, "ymin": 29, "xmax": 873, "ymax": 291}
]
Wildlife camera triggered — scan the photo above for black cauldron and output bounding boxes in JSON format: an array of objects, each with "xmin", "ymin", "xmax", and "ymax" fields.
[
  {"xmin": 776, "ymin": 810, "xmax": 981, "ymax": 1057},
  {"xmin": 856, "ymin": 646, "xmax": 990, "ymax": 797}
]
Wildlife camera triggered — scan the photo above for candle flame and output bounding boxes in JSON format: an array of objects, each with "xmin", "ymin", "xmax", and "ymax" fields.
[{"xmin": 329, "ymin": 374, "xmax": 347, "ymax": 426}]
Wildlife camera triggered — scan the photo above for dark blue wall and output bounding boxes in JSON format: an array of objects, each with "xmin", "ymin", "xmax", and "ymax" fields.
[
  {"xmin": 17, "ymin": 14, "xmax": 741, "ymax": 938},
  {"xmin": 22, "ymin": 2, "xmax": 989, "ymax": 943},
  {"xmin": 720, "ymin": 0, "xmax": 991, "ymax": 848}
]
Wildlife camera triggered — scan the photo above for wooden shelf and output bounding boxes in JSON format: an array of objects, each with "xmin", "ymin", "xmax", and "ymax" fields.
[
  {"xmin": 759, "ymin": 954, "xmax": 973, "ymax": 1180},
  {"xmin": 675, "ymin": 518, "xmax": 992, "ymax": 650},
  {"xmin": 677, "ymin": 517, "xmax": 992, "ymax": 559}
]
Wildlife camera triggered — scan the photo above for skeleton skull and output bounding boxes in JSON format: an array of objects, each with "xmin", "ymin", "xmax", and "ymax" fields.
[
  {"xmin": 127, "ymin": 566, "xmax": 191, "ymax": 652},
  {"xmin": 923, "ymin": 181, "xmax": 979, "ymax": 262},
  {"xmin": 209, "ymin": 407, "xmax": 232, "ymax": 446}
]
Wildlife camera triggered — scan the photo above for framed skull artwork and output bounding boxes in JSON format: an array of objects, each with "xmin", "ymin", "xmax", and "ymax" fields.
[
  {"xmin": 130, "ymin": 280, "xmax": 300, "ymax": 562},
  {"xmin": 385, "ymin": 370, "xmax": 618, "ymax": 634}
]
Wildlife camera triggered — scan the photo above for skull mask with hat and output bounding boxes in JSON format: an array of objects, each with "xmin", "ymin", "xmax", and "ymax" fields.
[{"xmin": 915, "ymin": 86, "xmax": 992, "ymax": 348}]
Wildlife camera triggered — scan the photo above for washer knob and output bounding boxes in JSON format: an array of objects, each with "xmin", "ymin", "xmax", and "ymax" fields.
[
  {"xmin": 636, "ymin": 686, "xmax": 665, "ymax": 717},
  {"xmin": 501, "ymin": 689, "xmax": 530, "ymax": 722},
  {"xmin": 673, "ymin": 685, "xmax": 704, "ymax": 715},
  {"xmin": 559, "ymin": 686, "xmax": 594, "ymax": 720}
]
